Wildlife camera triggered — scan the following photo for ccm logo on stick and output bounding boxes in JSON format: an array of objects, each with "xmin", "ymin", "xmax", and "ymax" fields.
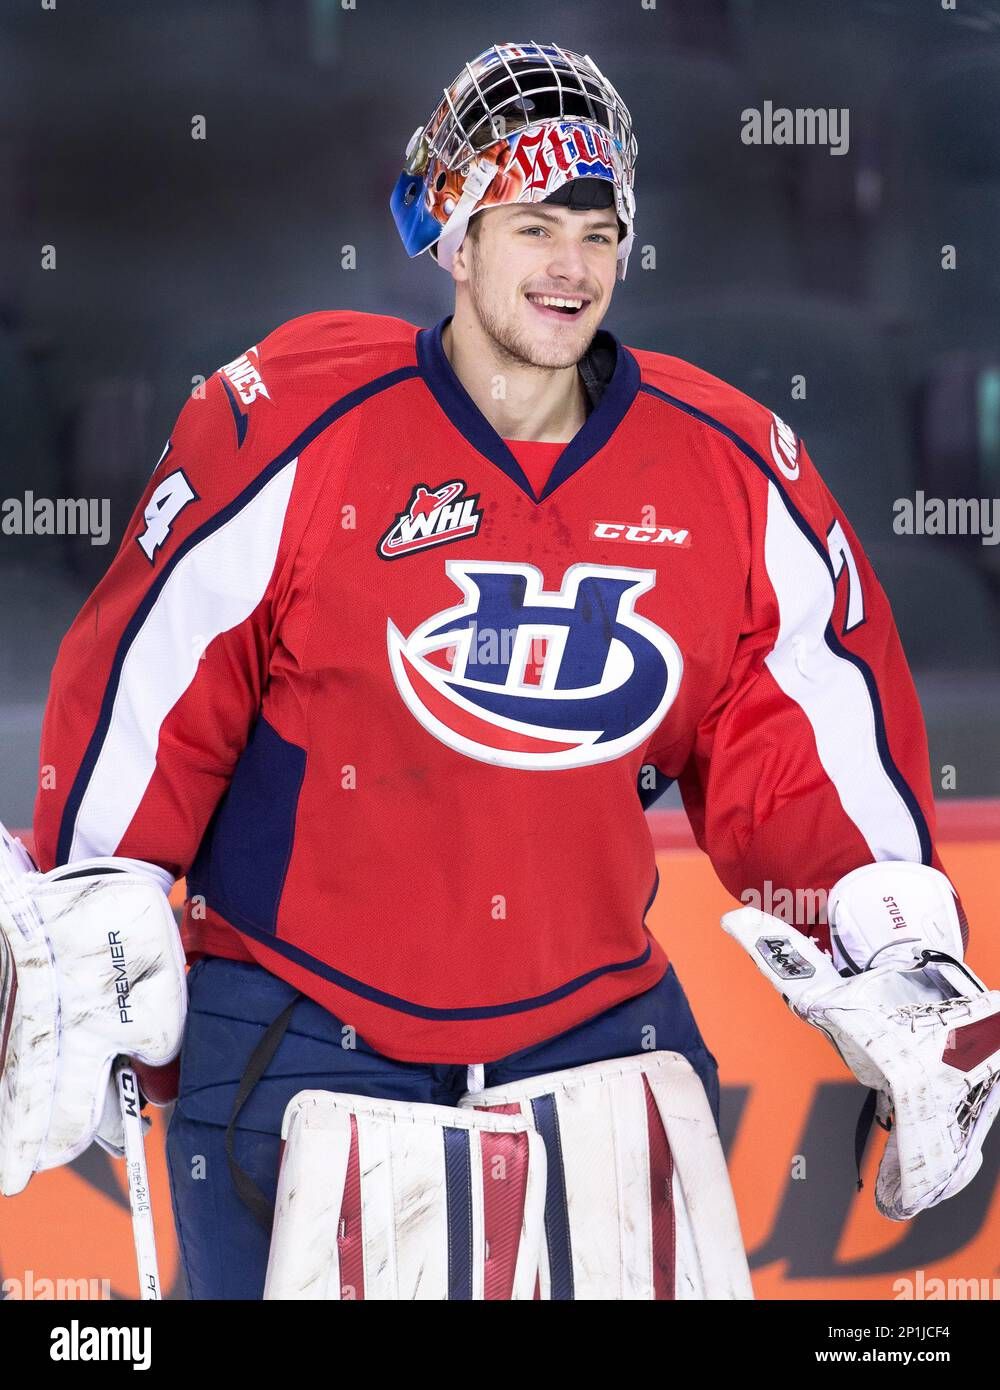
[{"xmin": 592, "ymin": 521, "xmax": 691, "ymax": 547}]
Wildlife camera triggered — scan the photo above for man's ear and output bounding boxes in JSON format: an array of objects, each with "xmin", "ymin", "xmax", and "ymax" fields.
[{"xmin": 450, "ymin": 232, "xmax": 472, "ymax": 284}]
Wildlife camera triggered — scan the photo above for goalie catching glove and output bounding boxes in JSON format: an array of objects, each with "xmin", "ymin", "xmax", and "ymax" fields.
[
  {"xmin": 0, "ymin": 821, "xmax": 186, "ymax": 1196},
  {"xmin": 723, "ymin": 861, "xmax": 1000, "ymax": 1221}
]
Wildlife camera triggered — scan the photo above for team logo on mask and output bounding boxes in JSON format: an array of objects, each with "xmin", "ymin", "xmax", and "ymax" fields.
[{"xmin": 387, "ymin": 560, "xmax": 683, "ymax": 770}]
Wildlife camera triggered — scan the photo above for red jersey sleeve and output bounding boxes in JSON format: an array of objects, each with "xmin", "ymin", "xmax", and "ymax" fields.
[
  {"xmin": 670, "ymin": 428, "xmax": 959, "ymax": 949},
  {"xmin": 33, "ymin": 369, "xmax": 299, "ymax": 878}
]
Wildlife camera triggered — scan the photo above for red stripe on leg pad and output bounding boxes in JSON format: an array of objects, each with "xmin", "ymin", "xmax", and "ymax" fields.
[
  {"xmin": 480, "ymin": 1130, "xmax": 531, "ymax": 1300},
  {"xmin": 338, "ymin": 1113, "xmax": 364, "ymax": 1300},
  {"xmin": 643, "ymin": 1075, "xmax": 676, "ymax": 1300}
]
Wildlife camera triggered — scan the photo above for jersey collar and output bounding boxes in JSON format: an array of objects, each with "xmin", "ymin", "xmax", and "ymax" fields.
[{"xmin": 415, "ymin": 315, "xmax": 640, "ymax": 503}]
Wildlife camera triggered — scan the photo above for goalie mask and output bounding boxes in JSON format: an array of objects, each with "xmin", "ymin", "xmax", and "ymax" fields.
[{"xmin": 390, "ymin": 42, "xmax": 638, "ymax": 280}]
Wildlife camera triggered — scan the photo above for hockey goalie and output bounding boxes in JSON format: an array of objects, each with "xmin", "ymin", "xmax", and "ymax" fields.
[{"xmin": 3, "ymin": 41, "xmax": 998, "ymax": 1300}]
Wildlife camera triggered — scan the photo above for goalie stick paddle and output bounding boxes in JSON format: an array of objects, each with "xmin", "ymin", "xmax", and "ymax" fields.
[{"xmin": 115, "ymin": 1056, "xmax": 161, "ymax": 1299}]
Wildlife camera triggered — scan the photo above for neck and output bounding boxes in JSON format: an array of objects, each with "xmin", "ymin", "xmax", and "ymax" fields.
[{"xmin": 442, "ymin": 307, "xmax": 589, "ymax": 443}]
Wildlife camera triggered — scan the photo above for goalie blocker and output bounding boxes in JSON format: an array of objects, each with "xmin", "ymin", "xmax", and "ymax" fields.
[
  {"xmin": 0, "ymin": 821, "xmax": 186, "ymax": 1196},
  {"xmin": 264, "ymin": 1052, "xmax": 752, "ymax": 1301}
]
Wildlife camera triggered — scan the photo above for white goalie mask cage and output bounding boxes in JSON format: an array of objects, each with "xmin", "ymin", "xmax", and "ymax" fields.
[{"xmin": 390, "ymin": 42, "xmax": 638, "ymax": 280}]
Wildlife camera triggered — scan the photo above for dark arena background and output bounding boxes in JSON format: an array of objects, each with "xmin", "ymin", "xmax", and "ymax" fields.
[{"xmin": 0, "ymin": 0, "xmax": 998, "ymax": 1309}]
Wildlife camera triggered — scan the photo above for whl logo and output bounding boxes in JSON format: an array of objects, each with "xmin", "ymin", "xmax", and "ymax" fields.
[
  {"xmin": 387, "ymin": 560, "xmax": 683, "ymax": 770},
  {"xmin": 378, "ymin": 480, "xmax": 482, "ymax": 560}
]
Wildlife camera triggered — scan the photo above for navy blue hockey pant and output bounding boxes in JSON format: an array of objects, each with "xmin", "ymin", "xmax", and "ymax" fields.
[{"xmin": 165, "ymin": 956, "xmax": 719, "ymax": 1300}]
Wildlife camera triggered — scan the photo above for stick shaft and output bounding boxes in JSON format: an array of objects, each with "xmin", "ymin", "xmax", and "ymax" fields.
[{"xmin": 115, "ymin": 1058, "xmax": 161, "ymax": 1299}]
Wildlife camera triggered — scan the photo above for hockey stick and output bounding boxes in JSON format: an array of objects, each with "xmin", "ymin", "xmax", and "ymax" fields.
[{"xmin": 114, "ymin": 1056, "xmax": 161, "ymax": 1299}]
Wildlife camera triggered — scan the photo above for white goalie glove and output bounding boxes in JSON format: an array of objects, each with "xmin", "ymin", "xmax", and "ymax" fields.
[
  {"xmin": 723, "ymin": 861, "xmax": 1000, "ymax": 1221},
  {"xmin": 0, "ymin": 820, "xmax": 187, "ymax": 1197}
]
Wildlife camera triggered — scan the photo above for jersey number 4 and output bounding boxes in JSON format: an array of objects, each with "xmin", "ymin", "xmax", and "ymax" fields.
[{"xmin": 137, "ymin": 469, "xmax": 198, "ymax": 562}]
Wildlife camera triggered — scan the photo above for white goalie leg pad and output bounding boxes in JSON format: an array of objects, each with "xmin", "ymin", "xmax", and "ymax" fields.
[
  {"xmin": 0, "ymin": 821, "xmax": 186, "ymax": 1196},
  {"xmin": 264, "ymin": 1090, "xmax": 547, "ymax": 1300},
  {"xmin": 459, "ymin": 1051, "xmax": 753, "ymax": 1300}
]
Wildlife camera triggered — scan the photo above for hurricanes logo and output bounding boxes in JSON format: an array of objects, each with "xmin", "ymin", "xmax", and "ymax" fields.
[
  {"xmin": 769, "ymin": 412, "xmax": 800, "ymax": 481},
  {"xmin": 218, "ymin": 346, "xmax": 269, "ymax": 447},
  {"xmin": 378, "ymin": 480, "xmax": 483, "ymax": 560},
  {"xmin": 220, "ymin": 347, "xmax": 270, "ymax": 406},
  {"xmin": 387, "ymin": 561, "xmax": 683, "ymax": 770}
]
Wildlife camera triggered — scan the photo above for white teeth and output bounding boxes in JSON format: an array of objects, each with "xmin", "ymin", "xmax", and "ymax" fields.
[{"xmin": 528, "ymin": 294, "xmax": 584, "ymax": 310}]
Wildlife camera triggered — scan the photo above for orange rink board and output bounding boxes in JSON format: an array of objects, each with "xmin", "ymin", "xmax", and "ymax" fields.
[
  {"xmin": 1, "ymin": 802, "xmax": 997, "ymax": 1301},
  {"xmin": 648, "ymin": 800, "xmax": 1000, "ymax": 1302}
]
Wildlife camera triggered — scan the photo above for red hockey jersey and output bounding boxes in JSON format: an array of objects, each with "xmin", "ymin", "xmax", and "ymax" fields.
[{"xmin": 33, "ymin": 310, "xmax": 951, "ymax": 1062}]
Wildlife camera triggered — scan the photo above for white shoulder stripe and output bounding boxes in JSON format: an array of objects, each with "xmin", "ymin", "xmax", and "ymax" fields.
[
  {"xmin": 762, "ymin": 480, "xmax": 923, "ymax": 863},
  {"xmin": 69, "ymin": 461, "xmax": 298, "ymax": 861}
]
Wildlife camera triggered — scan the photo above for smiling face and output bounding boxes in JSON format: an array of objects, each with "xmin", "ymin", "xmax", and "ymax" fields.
[{"xmin": 450, "ymin": 201, "xmax": 620, "ymax": 369}]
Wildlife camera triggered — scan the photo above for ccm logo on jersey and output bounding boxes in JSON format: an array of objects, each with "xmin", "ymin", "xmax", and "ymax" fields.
[
  {"xmin": 770, "ymin": 412, "xmax": 800, "ymax": 481},
  {"xmin": 387, "ymin": 560, "xmax": 683, "ymax": 770},
  {"xmin": 378, "ymin": 480, "xmax": 483, "ymax": 560},
  {"xmin": 592, "ymin": 521, "xmax": 691, "ymax": 547}
]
